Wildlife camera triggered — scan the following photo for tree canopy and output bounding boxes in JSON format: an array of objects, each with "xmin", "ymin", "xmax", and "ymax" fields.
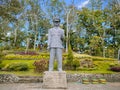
[{"xmin": 0, "ymin": 0, "xmax": 120, "ymax": 59}]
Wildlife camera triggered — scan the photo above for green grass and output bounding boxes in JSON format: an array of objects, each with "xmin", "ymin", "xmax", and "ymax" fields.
[
  {"xmin": 0, "ymin": 69, "xmax": 117, "ymax": 77},
  {"xmin": 0, "ymin": 58, "xmax": 119, "ymax": 76},
  {"xmin": 66, "ymin": 70, "xmax": 116, "ymax": 74},
  {"xmin": 1, "ymin": 60, "xmax": 36, "ymax": 69},
  {"xmin": 0, "ymin": 69, "xmax": 43, "ymax": 76}
]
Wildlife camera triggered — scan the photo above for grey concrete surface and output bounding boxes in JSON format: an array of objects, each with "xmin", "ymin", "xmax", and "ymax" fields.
[{"xmin": 0, "ymin": 82, "xmax": 120, "ymax": 90}]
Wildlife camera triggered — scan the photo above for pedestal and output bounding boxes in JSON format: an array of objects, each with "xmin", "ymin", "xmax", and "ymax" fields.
[{"xmin": 42, "ymin": 71, "xmax": 67, "ymax": 89}]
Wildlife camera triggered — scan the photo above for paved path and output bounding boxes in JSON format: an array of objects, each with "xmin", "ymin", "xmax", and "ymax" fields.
[{"xmin": 0, "ymin": 82, "xmax": 120, "ymax": 90}]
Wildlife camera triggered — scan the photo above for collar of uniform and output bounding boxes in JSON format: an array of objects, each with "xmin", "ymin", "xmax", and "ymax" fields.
[{"xmin": 54, "ymin": 27, "xmax": 59, "ymax": 29}]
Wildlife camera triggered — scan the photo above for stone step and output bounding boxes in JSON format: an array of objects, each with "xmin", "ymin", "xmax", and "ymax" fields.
[{"xmin": 18, "ymin": 76, "xmax": 43, "ymax": 83}]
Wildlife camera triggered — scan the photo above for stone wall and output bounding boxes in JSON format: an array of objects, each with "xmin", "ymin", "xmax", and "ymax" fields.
[
  {"xmin": 0, "ymin": 74, "xmax": 19, "ymax": 83},
  {"xmin": 0, "ymin": 73, "xmax": 120, "ymax": 83},
  {"xmin": 67, "ymin": 73, "xmax": 120, "ymax": 82}
]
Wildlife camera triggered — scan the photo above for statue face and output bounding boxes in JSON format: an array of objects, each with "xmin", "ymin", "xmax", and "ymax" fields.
[{"xmin": 53, "ymin": 21, "xmax": 60, "ymax": 27}]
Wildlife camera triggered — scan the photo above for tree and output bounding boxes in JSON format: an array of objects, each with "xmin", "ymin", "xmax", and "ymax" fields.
[{"xmin": 0, "ymin": 0, "xmax": 23, "ymax": 49}]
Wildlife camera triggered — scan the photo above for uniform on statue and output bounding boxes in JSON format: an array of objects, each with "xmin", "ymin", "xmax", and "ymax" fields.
[{"xmin": 47, "ymin": 16, "xmax": 65, "ymax": 71}]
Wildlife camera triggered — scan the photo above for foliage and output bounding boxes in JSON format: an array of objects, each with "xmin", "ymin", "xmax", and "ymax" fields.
[
  {"xmin": 110, "ymin": 66, "xmax": 120, "ymax": 72},
  {"xmin": 3, "ymin": 62, "xmax": 29, "ymax": 71},
  {"xmin": 67, "ymin": 45, "xmax": 74, "ymax": 61},
  {"xmin": 1, "ymin": 60, "xmax": 36, "ymax": 70},
  {"xmin": 109, "ymin": 62, "xmax": 120, "ymax": 72},
  {"xmin": 89, "ymin": 36, "xmax": 102, "ymax": 56},
  {"xmin": 93, "ymin": 61, "xmax": 111, "ymax": 71},
  {"xmin": 92, "ymin": 56, "xmax": 117, "ymax": 61},
  {"xmin": 15, "ymin": 51, "xmax": 39, "ymax": 55},
  {"xmin": 0, "ymin": 52, "xmax": 4, "ymax": 59},
  {"xmin": 0, "ymin": 60, "xmax": 4, "ymax": 70},
  {"xmin": 0, "ymin": 0, "xmax": 119, "ymax": 58},
  {"xmin": 77, "ymin": 67, "xmax": 97, "ymax": 71},
  {"xmin": 33, "ymin": 59, "xmax": 48, "ymax": 73},
  {"xmin": 80, "ymin": 59, "xmax": 93, "ymax": 68},
  {"xmin": 65, "ymin": 44, "xmax": 74, "ymax": 69},
  {"xmin": 3, "ymin": 54, "xmax": 49, "ymax": 60},
  {"xmin": 73, "ymin": 53, "xmax": 92, "ymax": 59},
  {"xmin": 71, "ymin": 59, "xmax": 80, "ymax": 70}
]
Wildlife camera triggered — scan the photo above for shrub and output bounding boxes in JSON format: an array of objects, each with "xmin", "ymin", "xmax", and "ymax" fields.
[
  {"xmin": 74, "ymin": 53, "xmax": 92, "ymax": 59},
  {"xmin": 63, "ymin": 53, "xmax": 68, "ymax": 60},
  {"xmin": 110, "ymin": 66, "xmax": 120, "ymax": 72},
  {"xmin": 3, "ymin": 62, "xmax": 29, "ymax": 71},
  {"xmin": 80, "ymin": 59, "xmax": 93, "ymax": 68},
  {"xmin": 72, "ymin": 59, "xmax": 80, "ymax": 70},
  {"xmin": 3, "ymin": 53, "xmax": 50, "ymax": 60},
  {"xmin": 33, "ymin": 59, "xmax": 48, "ymax": 73},
  {"xmin": 0, "ymin": 51, "xmax": 5, "ymax": 59},
  {"xmin": 67, "ymin": 45, "xmax": 73, "ymax": 61},
  {"xmin": 109, "ymin": 63, "xmax": 120, "ymax": 67},
  {"xmin": 92, "ymin": 56, "xmax": 116, "ymax": 61},
  {"xmin": 15, "ymin": 51, "xmax": 39, "ymax": 55},
  {"xmin": 77, "ymin": 67, "xmax": 97, "ymax": 71},
  {"xmin": 109, "ymin": 63, "xmax": 120, "ymax": 72},
  {"xmin": 0, "ymin": 60, "xmax": 4, "ymax": 70},
  {"xmin": 93, "ymin": 61, "xmax": 110, "ymax": 70},
  {"xmin": 3, "ymin": 54, "xmax": 49, "ymax": 60},
  {"xmin": 65, "ymin": 45, "xmax": 74, "ymax": 70}
]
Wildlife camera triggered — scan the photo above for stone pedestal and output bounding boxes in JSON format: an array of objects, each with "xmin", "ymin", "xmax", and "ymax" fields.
[{"xmin": 42, "ymin": 71, "xmax": 67, "ymax": 89}]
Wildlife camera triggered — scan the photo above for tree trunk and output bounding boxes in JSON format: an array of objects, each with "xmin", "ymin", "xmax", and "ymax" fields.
[
  {"xmin": 34, "ymin": 34, "xmax": 37, "ymax": 50},
  {"xmin": 25, "ymin": 38, "xmax": 30, "ymax": 53},
  {"xmin": 14, "ymin": 26, "xmax": 18, "ymax": 47}
]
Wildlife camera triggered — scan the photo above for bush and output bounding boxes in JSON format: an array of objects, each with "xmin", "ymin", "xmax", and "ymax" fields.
[
  {"xmin": 92, "ymin": 56, "xmax": 116, "ymax": 61},
  {"xmin": 77, "ymin": 67, "xmax": 97, "ymax": 71},
  {"xmin": 0, "ymin": 51, "xmax": 5, "ymax": 59},
  {"xmin": 0, "ymin": 60, "xmax": 4, "ymax": 70},
  {"xmin": 65, "ymin": 45, "xmax": 74, "ymax": 70},
  {"xmin": 3, "ymin": 62, "xmax": 29, "ymax": 71},
  {"xmin": 80, "ymin": 59, "xmax": 93, "ymax": 68},
  {"xmin": 109, "ymin": 63, "xmax": 120, "ymax": 67},
  {"xmin": 3, "ymin": 54, "xmax": 49, "ymax": 60},
  {"xmin": 33, "ymin": 59, "xmax": 48, "ymax": 73},
  {"xmin": 74, "ymin": 53, "xmax": 92, "ymax": 59},
  {"xmin": 93, "ymin": 61, "xmax": 111, "ymax": 71},
  {"xmin": 15, "ymin": 51, "xmax": 39, "ymax": 55},
  {"xmin": 67, "ymin": 45, "xmax": 73, "ymax": 61},
  {"xmin": 110, "ymin": 66, "xmax": 120, "ymax": 72},
  {"xmin": 109, "ymin": 63, "xmax": 120, "ymax": 72},
  {"xmin": 72, "ymin": 59, "xmax": 80, "ymax": 70}
]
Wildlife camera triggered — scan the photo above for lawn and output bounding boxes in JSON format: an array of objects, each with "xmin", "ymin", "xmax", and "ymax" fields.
[
  {"xmin": 0, "ymin": 69, "xmax": 117, "ymax": 76},
  {"xmin": 0, "ymin": 53, "xmax": 119, "ymax": 76},
  {"xmin": 0, "ymin": 59, "xmax": 118, "ymax": 76}
]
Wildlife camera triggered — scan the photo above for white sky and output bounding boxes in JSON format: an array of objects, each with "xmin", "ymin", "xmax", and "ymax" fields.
[{"xmin": 77, "ymin": 0, "xmax": 90, "ymax": 9}]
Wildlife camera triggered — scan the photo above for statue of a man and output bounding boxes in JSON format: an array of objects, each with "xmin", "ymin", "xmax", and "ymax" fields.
[{"xmin": 48, "ymin": 16, "xmax": 64, "ymax": 71}]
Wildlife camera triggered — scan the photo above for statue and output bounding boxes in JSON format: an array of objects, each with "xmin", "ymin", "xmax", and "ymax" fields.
[{"xmin": 47, "ymin": 16, "xmax": 64, "ymax": 71}]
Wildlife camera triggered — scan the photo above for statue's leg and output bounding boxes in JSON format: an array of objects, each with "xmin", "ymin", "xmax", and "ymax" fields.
[
  {"xmin": 56, "ymin": 48, "xmax": 62, "ymax": 71},
  {"xmin": 49, "ymin": 48, "xmax": 55, "ymax": 71}
]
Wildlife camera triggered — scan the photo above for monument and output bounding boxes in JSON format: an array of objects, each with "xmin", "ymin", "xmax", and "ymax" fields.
[
  {"xmin": 42, "ymin": 16, "xmax": 67, "ymax": 89},
  {"xmin": 42, "ymin": 71, "xmax": 67, "ymax": 89}
]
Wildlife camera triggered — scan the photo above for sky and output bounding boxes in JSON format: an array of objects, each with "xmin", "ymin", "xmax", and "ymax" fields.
[
  {"xmin": 77, "ymin": 0, "xmax": 90, "ymax": 9},
  {"xmin": 64, "ymin": 0, "xmax": 108, "ymax": 9}
]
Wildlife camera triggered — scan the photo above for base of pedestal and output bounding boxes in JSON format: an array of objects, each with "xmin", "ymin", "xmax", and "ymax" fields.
[{"xmin": 42, "ymin": 71, "xmax": 67, "ymax": 89}]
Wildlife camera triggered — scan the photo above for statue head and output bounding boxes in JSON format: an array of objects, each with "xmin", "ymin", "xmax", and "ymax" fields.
[{"xmin": 53, "ymin": 16, "xmax": 60, "ymax": 27}]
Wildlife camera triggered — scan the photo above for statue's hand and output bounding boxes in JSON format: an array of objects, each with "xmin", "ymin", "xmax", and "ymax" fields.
[{"xmin": 47, "ymin": 46, "xmax": 50, "ymax": 51}]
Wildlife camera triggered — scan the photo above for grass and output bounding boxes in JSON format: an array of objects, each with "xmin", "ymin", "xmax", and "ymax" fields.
[
  {"xmin": 0, "ymin": 69, "xmax": 117, "ymax": 77},
  {"xmin": 0, "ymin": 57, "xmax": 119, "ymax": 76},
  {"xmin": 1, "ymin": 60, "xmax": 36, "ymax": 69},
  {"xmin": 0, "ymin": 69, "xmax": 43, "ymax": 76},
  {"xmin": 66, "ymin": 70, "xmax": 116, "ymax": 74}
]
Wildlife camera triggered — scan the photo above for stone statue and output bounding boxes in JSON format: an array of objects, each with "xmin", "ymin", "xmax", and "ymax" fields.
[{"xmin": 47, "ymin": 16, "xmax": 64, "ymax": 71}]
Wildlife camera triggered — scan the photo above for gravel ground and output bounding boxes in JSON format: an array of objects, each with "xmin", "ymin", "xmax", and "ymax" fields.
[{"xmin": 0, "ymin": 82, "xmax": 120, "ymax": 90}]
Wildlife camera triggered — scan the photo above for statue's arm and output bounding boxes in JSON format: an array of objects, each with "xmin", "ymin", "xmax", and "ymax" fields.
[
  {"xmin": 48, "ymin": 29, "xmax": 51, "ymax": 49},
  {"xmin": 61, "ymin": 30, "xmax": 65, "ymax": 41}
]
